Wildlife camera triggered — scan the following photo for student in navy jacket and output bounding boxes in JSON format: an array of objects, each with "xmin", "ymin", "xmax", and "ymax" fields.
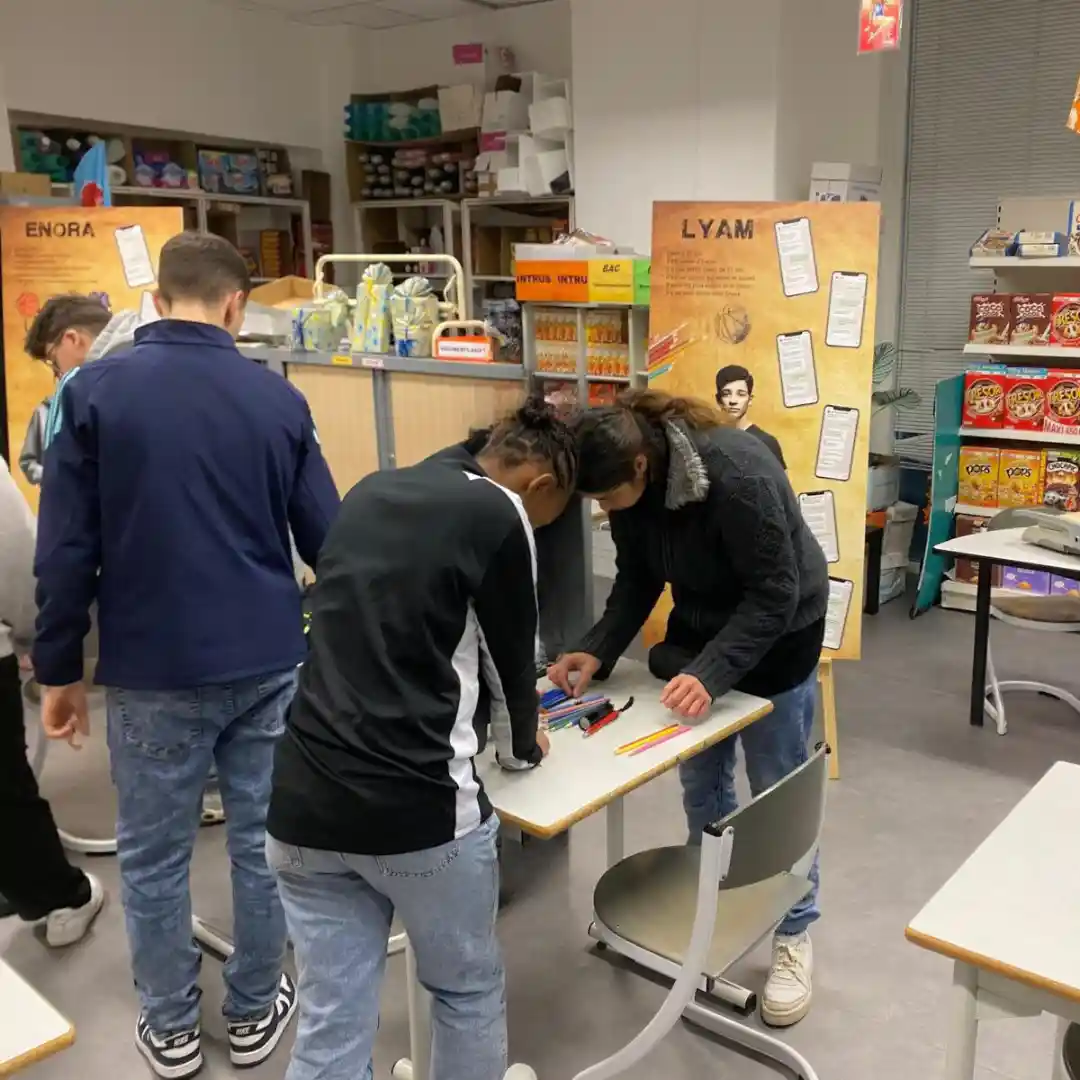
[{"xmin": 33, "ymin": 233, "xmax": 340, "ymax": 1080}]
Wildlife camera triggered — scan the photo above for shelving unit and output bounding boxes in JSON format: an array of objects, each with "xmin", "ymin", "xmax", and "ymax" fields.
[
  {"xmin": 963, "ymin": 343, "xmax": 1080, "ymax": 360},
  {"xmin": 958, "ymin": 426, "xmax": 1080, "ymax": 446},
  {"xmin": 522, "ymin": 301, "xmax": 647, "ymax": 406},
  {"xmin": 463, "ymin": 195, "xmax": 575, "ymax": 318},
  {"xmin": 352, "ymin": 198, "xmax": 460, "ymax": 291}
]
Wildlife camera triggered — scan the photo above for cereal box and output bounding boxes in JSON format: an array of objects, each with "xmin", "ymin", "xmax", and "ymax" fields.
[
  {"xmin": 968, "ymin": 294, "xmax": 1011, "ymax": 346},
  {"xmin": 1002, "ymin": 566, "xmax": 1051, "ymax": 595},
  {"xmin": 1045, "ymin": 369, "xmax": 1080, "ymax": 434},
  {"xmin": 996, "ymin": 448, "xmax": 1044, "ymax": 507},
  {"xmin": 962, "ymin": 367, "xmax": 1006, "ymax": 428},
  {"xmin": 1051, "ymin": 295, "xmax": 1080, "ymax": 346},
  {"xmin": 953, "ymin": 513, "xmax": 1002, "ymax": 587},
  {"xmin": 957, "ymin": 446, "xmax": 1000, "ymax": 507},
  {"xmin": 1051, "ymin": 575, "xmax": 1080, "ymax": 597},
  {"xmin": 1003, "ymin": 367, "xmax": 1047, "ymax": 431},
  {"xmin": 1009, "ymin": 294, "xmax": 1052, "ymax": 346},
  {"xmin": 1043, "ymin": 449, "xmax": 1080, "ymax": 512}
]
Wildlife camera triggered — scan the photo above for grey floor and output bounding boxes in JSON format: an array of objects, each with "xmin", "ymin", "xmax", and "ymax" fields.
[{"xmin": 7, "ymin": 574, "xmax": 1080, "ymax": 1079}]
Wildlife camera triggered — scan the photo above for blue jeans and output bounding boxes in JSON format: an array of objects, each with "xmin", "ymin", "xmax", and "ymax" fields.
[
  {"xmin": 268, "ymin": 813, "xmax": 505, "ymax": 1080},
  {"xmin": 678, "ymin": 671, "xmax": 820, "ymax": 936},
  {"xmin": 106, "ymin": 669, "xmax": 297, "ymax": 1033}
]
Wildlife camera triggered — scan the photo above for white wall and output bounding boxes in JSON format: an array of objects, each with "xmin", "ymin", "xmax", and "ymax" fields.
[
  {"xmin": 0, "ymin": 0, "xmax": 325, "ymax": 151},
  {"xmin": 571, "ymin": 0, "xmax": 782, "ymax": 254},
  {"xmin": 0, "ymin": 58, "xmax": 13, "ymax": 171},
  {"xmin": 352, "ymin": 1, "xmax": 572, "ymax": 93}
]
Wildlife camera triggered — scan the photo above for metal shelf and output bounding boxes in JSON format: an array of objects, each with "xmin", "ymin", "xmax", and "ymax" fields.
[
  {"xmin": 953, "ymin": 504, "xmax": 1003, "ymax": 518},
  {"xmin": 959, "ymin": 426, "xmax": 1080, "ymax": 446},
  {"xmin": 963, "ymin": 343, "xmax": 1080, "ymax": 360},
  {"xmin": 970, "ymin": 255, "xmax": 1080, "ymax": 268},
  {"xmin": 240, "ymin": 346, "xmax": 525, "ymax": 382}
]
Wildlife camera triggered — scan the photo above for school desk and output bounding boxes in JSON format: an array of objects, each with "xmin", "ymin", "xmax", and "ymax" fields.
[
  {"xmin": 906, "ymin": 761, "xmax": 1080, "ymax": 1080},
  {"xmin": 392, "ymin": 658, "xmax": 773, "ymax": 1080},
  {"xmin": 0, "ymin": 960, "xmax": 75, "ymax": 1075},
  {"xmin": 935, "ymin": 527, "xmax": 1080, "ymax": 727}
]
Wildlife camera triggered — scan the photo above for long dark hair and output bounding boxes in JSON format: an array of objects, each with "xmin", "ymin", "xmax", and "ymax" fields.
[
  {"xmin": 465, "ymin": 396, "xmax": 579, "ymax": 490},
  {"xmin": 574, "ymin": 389, "xmax": 720, "ymax": 493}
]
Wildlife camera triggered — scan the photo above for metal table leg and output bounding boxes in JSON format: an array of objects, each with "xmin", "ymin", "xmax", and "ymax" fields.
[
  {"xmin": 605, "ymin": 798, "xmax": 625, "ymax": 868},
  {"xmin": 945, "ymin": 961, "xmax": 978, "ymax": 1080},
  {"xmin": 192, "ymin": 917, "xmax": 406, "ymax": 961},
  {"xmin": 970, "ymin": 568, "xmax": 993, "ymax": 727}
]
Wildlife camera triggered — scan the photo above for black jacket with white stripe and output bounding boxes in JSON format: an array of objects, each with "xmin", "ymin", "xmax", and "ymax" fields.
[{"xmin": 267, "ymin": 444, "xmax": 543, "ymax": 856}]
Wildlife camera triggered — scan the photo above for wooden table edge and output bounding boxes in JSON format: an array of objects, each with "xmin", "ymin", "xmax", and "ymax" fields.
[
  {"xmin": 497, "ymin": 700, "xmax": 775, "ymax": 840},
  {"xmin": 0, "ymin": 1025, "xmax": 75, "ymax": 1076},
  {"xmin": 905, "ymin": 925, "xmax": 1080, "ymax": 1006}
]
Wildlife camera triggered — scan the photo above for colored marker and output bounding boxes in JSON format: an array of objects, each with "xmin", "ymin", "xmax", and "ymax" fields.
[
  {"xmin": 583, "ymin": 711, "xmax": 619, "ymax": 737},
  {"xmin": 615, "ymin": 723, "xmax": 681, "ymax": 755},
  {"xmin": 627, "ymin": 726, "xmax": 692, "ymax": 757}
]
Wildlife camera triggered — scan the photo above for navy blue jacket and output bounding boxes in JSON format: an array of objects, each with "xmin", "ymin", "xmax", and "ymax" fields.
[{"xmin": 33, "ymin": 320, "xmax": 340, "ymax": 690}]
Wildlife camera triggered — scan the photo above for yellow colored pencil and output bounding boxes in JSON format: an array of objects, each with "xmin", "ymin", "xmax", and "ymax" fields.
[{"xmin": 616, "ymin": 724, "xmax": 681, "ymax": 755}]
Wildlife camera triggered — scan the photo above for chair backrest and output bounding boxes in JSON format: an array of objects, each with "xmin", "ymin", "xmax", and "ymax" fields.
[
  {"xmin": 707, "ymin": 743, "xmax": 828, "ymax": 890},
  {"xmin": 988, "ymin": 506, "xmax": 1061, "ymax": 532}
]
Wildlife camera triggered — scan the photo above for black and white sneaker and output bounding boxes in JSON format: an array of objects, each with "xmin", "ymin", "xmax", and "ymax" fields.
[
  {"xmin": 135, "ymin": 1016, "xmax": 203, "ymax": 1079},
  {"xmin": 227, "ymin": 973, "xmax": 298, "ymax": 1068}
]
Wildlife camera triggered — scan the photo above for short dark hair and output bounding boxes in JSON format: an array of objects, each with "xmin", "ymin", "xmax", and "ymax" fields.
[
  {"xmin": 157, "ymin": 231, "xmax": 252, "ymax": 306},
  {"xmin": 715, "ymin": 364, "xmax": 754, "ymax": 397},
  {"xmin": 24, "ymin": 294, "xmax": 112, "ymax": 360}
]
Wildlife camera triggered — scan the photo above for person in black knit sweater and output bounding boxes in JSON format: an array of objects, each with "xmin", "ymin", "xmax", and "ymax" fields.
[{"xmin": 549, "ymin": 390, "xmax": 827, "ymax": 1030}]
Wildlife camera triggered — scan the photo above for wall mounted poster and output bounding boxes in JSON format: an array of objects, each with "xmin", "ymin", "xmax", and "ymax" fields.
[
  {"xmin": 647, "ymin": 201, "xmax": 880, "ymax": 661},
  {"xmin": 1, "ymin": 206, "xmax": 183, "ymax": 506}
]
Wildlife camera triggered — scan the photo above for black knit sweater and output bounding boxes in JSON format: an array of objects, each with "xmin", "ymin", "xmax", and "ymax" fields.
[{"xmin": 577, "ymin": 422, "xmax": 828, "ymax": 699}]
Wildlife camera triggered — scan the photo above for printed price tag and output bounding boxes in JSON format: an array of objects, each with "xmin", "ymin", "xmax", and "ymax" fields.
[{"xmin": 332, "ymin": 354, "xmax": 355, "ymax": 367}]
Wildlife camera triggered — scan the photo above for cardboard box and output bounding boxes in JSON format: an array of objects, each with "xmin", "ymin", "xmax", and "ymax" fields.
[
  {"xmin": 808, "ymin": 162, "xmax": 882, "ymax": 203},
  {"xmin": 880, "ymin": 501, "xmax": 918, "ymax": 571},
  {"xmin": 451, "ymin": 43, "xmax": 515, "ymax": 89},
  {"xmin": 1003, "ymin": 367, "xmax": 1048, "ymax": 431},
  {"xmin": 867, "ymin": 463, "xmax": 900, "ymax": 511},
  {"xmin": 1002, "ymin": 566, "xmax": 1051, "ymax": 595},
  {"xmin": 1051, "ymin": 294, "xmax": 1080, "ymax": 346},
  {"xmin": 1010, "ymin": 293, "xmax": 1053, "ymax": 346},
  {"xmin": 953, "ymin": 513, "xmax": 1002, "ymax": 586},
  {"xmin": 633, "ymin": 258, "xmax": 651, "ymax": 306},
  {"xmin": 997, "ymin": 448, "xmax": 1044, "ymax": 508},
  {"xmin": 957, "ymin": 446, "xmax": 1000, "ymax": 507},
  {"xmin": 1052, "ymin": 575, "xmax": 1080, "ymax": 597},
  {"xmin": 969, "ymin": 294, "xmax": 1011, "ymax": 346},
  {"xmin": 438, "ymin": 85, "xmax": 483, "ymax": 132},
  {"xmin": 249, "ymin": 276, "xmax": 315, "ymax": 309},
  {"xmin": 0, "ymin": 171, "xmax": 53, "ymax": 196},
  {"xmin": 962, "ymin": 366, "xmax": 1006, "ymax": 428},
  {"xmin": 1045, "ymin": 369, "xmax": 1080, "ymax": 434},
  {"xmin": 1043, "ymin": 449, "xmax": 1080, "ymax": 511}
]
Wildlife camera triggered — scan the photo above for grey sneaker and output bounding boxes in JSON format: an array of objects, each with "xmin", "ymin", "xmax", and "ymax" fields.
[
  {"xmin": 45, "ymin": 872, "xmax": 105, "ymax": 947},
  {"xmin": 200, "ymin": 791, "xmax": 225, "ymax": 827}
]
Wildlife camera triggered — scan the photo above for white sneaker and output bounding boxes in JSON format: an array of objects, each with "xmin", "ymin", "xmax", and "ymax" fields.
[
  {"xmin": 761, "ymin": 931, "xmax": 813, "ymax": 1027},
  {"xmin": 45, "ymin": 872, "xmax": 105, "ymax": 947}
]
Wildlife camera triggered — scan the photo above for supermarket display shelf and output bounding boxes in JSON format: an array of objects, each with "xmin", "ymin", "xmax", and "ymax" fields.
[
  {"xmin": 534, "ymin": 371, "xmax": 631, "ymax": 384},
  {"xmin": 953, "ymin": 504, "xmax": 1003, "ymax": 518},
  {"xmin": 940, "ymin": 578, "xmax": 1034, "ymax": 613},
  {"xmin": 473, "ymin": 275, "xmax": 516, "ymax": 283},
  {"xmin": 958, "ymin": 426, "xmax": 1080, "ymax": 446},
  {"xmin": 962, "ymin": 342, "xmax": 1080, "ymax": 360},
  {"xmin": 969, "ymin": 255, "xmax": 1080, "ymax": 269}
]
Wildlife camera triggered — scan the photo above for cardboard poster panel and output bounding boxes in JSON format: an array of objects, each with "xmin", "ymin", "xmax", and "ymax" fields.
[
  {"xmin": 1, "ymin": 206, "xmax": 183, "ymax": 506},
  {"xmin": 646, "ymin": 201, "xmax": 880, "ymax": 662}
]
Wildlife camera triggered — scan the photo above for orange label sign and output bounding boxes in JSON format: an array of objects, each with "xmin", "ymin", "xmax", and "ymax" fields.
[{"xmin": 515, "ymin": 260, "xmax": 589, "ymax": 303}]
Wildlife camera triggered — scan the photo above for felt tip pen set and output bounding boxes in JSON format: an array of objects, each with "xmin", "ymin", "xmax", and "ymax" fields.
[{"xmin": 539, "ymin": 690, "xmax": 635, "ymax": 736}]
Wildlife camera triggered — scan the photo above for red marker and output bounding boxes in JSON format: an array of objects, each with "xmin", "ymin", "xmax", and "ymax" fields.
[{"xmin": 583, "ymin": 710, "xmax": 619, "ymax": 737}]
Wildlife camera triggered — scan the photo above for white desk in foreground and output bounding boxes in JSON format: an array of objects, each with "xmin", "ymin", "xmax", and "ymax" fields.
[
  {"xmin": 0, "ymin": 960, "xmax": 75, "ymax": 1075},
  {"xmin": 906, "ymin": 761, "xmax": 1080, "ymax": 1080},
  {"xmin": 393, "ymin": 660, "xmax": 774, "ymax": 1080}
]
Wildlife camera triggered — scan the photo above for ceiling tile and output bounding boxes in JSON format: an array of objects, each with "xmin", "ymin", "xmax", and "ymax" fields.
[
  {"xmin": 376, "ymin": 0, "xmax": 478, "ymax": 18},
  {"xmin": 305, "ymin": 2, "xmax": 418, "ymax": 26}
]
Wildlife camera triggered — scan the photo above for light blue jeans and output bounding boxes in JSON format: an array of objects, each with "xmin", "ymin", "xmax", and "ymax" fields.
[
  {"xmin": 678, "ymin": 671, "xmax": 820, "ymax": 936},
  {"xmin": 268, "ymin": 813, "xmax": 505, "ymax": 1080},
  {"xmin": 106, "ymin": 669, "xmax": 298, "ymax": 1033}
]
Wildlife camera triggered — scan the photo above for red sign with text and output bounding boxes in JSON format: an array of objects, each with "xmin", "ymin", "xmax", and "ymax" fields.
[{"xmin": 858, "ymin": 0, "xmax": 903, "ymax": 54}]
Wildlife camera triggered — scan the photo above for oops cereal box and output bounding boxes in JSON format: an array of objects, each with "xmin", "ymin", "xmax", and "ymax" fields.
[
  {"xmin": 1045, "ymin": 370, "xmax": 1080, "ymax": 434},
  {"xmin": 996, "ymin": 448, "xmax": 1044, "ymax": 508},
  {"xmin": 1003, "ymin": 367, "xmax": 1047, "ymax": 431},
  {"xmin": 957, "ymin": 446, "xmax": 1000, "ymax": 507},
  {"xmin": 962, "ymin": 366, "xmax": 1006, "ymax": 429}
]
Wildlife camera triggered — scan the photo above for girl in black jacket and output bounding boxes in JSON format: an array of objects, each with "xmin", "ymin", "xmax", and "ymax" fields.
[{"xmin": 548, "ymin": 390, "xmax": 826, "ymax": 1030}]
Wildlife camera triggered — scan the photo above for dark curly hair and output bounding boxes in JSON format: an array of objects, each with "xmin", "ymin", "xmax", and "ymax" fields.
[{"xmin": 466, "ymin": 396, "xmax": 578, "ymax": 491}]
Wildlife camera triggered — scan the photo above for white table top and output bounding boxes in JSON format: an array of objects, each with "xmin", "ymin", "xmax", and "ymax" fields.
[
  {"xmin": 906, "ymin": 761, "xmax": 1080, "ymax": 1003},
  {"xmin": 477, "ymin": 660, "xmax": 772, "ymax": 838},
  {"xmin": 0, "ymin": 960, "xmax": 75, "ymax": 1074},
  {"xmin": 935, "ymin": 526, "xmax": 1080, "ymax": 576}
]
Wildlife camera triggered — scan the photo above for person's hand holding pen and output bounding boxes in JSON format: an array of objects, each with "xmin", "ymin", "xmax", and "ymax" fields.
[{"xmin": 547, "ymin": 652, "xmax": 602, "ymax": 698}]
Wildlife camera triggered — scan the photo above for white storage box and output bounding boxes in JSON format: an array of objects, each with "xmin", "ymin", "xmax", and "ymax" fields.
[
  {"xmin": 867, "ymin": 464, "xmax": 900, "ymax": 511},
  {"xmin": 529, "ymin": 96, "xmax": 572, "ymax": 139},
  {"xmin": 880, "ymin": 501, "xmax": 918, "ymax": 571},
  {"xmin": 482, "ymin": 90, "xmax": 530, "ymax": 133},
  {"xmin": 810, "ymin": 162, "xmax": 882, "ymax": 204},
  {"xmin": 879, "ymin": 567, "xmax": 907, "ymax": 605}
]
